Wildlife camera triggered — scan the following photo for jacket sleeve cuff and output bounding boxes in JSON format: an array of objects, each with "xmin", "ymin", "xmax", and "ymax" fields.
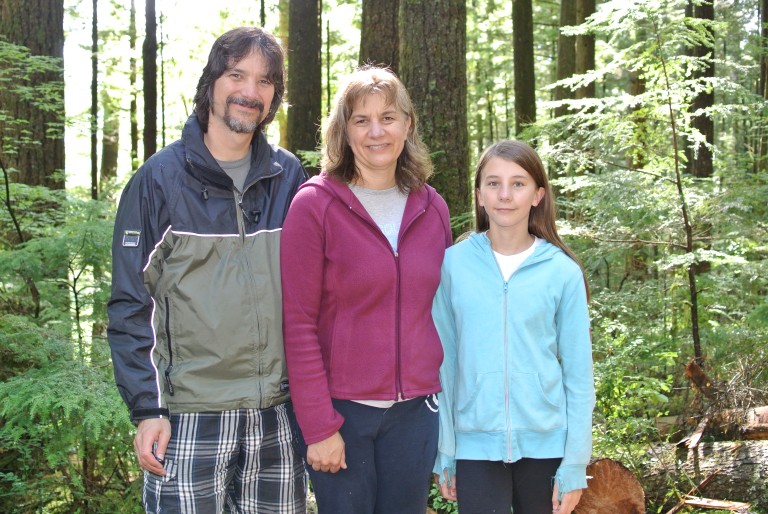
[
  {"xmin": 131, "ymin": 408, "xmax": 170, "ymax": 424},
  {"xmin": 432, "ymin": 452, "xmax": 456, "ymax": 483},
  {"xmin": 555, "ymin": 464, "xmax": 588, "ymax": 496}
]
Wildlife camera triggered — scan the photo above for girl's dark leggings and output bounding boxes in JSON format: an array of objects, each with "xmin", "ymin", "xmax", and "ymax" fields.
[{"xmin": 456, "ymin": 457, "xmax": 562, "ymax": 514}]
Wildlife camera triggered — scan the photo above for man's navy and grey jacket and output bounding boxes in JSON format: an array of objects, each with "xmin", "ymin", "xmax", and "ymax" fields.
[{"xmin": 107, "ymin": 114, "xmax": 307, "ymax": 423}]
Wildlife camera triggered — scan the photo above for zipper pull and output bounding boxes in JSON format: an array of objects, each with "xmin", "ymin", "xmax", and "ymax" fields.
[{"xmin": 164, "ymin": 367, "xmax": 175, "ymax": 396}]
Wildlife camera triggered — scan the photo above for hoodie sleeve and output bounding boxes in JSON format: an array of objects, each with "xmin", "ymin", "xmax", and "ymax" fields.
[
  {"xmin": 554, "ymin": 265, "xmax": 595, "ymax": 495},
  {"xmin": 281, "ymin": 185, "xmax": 345, "ymax": 445},
  {"xmin": 431, "ymin": 259, "xmax": 459, "ymax": 483},
  {"xmin": 106, "ymin": 164, "xmax": 171, "ymax": 423}
]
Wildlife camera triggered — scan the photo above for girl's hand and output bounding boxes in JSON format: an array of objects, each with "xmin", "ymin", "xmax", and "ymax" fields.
[
  {"xmin": 552, "ymin": 484, "xmax": 582, "ymax": 514},
  {"xmin": 433, "ymin": 470, "xmax": 457, "ymax": 501}
]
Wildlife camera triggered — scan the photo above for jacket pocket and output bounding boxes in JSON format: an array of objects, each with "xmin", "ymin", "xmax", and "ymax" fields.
[
  {"xmin": 507, "ymin": 371, "xmax": 564, "ymax": 431},
  {"xmin": 456, "ymin": 371, "xmax": 505, "ymax": 432},
  {"xmin": 163, "ymin": 296, "xmax": 175, "ymax": 396}
]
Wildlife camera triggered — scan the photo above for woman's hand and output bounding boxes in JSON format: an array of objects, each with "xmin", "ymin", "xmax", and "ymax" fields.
[
  {"xmin": 552, "ymin": 484, "xmax": 582, "ymax": 514},
  {"xmin": 307, "ymin": 431, "xmax": 347, "ymax": 473}
]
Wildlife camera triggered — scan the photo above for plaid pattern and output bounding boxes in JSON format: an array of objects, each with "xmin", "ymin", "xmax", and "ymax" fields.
[{"xmin": 143, "ymin": 404, "xmax": 307, "ymax": 513}]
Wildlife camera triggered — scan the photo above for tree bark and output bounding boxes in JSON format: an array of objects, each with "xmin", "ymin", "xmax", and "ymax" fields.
[
  {"xmin": 129, "ymin": 0, "xmax": 139, "ymax": 169},
  {"xmin": 360, "ymin": 0, "xmax": 399, "ymax": 73},
  {"xmin": 399, "ymin": 0, "xmax": 469, "ymax": 234},
  {"xmin": 90, "ymin": 0, "xmax": 99, "ymax": 199},
  {"xmin": 143, "ymin": 0, "xmax": 157, "ymax": 160},
  {"xmin": 513, "ymin": 0, "xmax": 535, "ymax": 135},
  {"xmin": 287, "ymin": 0, "xmax": 322, "ymax": 174},
  {"xmin": 685, "ymin": 0, "xmax": 714, "ymax": 178},
  {"xmin": 0, "ymin": 0, "xmax": 65, "ymax": 189},
  {"xmin": 575, "ymin": 0, "xmax": 595, "ymax": 100},
  {"xmin": 643, "ymin": 441, "xmax": 768, "ymax": 511},
  {"xmin": 554, "ymin": 0, "xmax": 577, "ymax": 119}
]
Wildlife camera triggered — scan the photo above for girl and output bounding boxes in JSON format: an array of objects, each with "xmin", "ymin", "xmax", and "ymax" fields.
[{"xmin": 432, "ymin": 140, "xmax": 594, "ymax": 514}]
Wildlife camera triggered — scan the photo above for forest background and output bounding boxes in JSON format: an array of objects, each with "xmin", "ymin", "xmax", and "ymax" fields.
[{"xmin": 0, "ymin": 0, "xmax": 767, "ymax": 512}]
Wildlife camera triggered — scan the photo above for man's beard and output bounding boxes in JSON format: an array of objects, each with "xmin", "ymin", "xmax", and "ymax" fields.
[{"xmin": 223, "ymin": 97, "xmax": 265, "ymax": 133}]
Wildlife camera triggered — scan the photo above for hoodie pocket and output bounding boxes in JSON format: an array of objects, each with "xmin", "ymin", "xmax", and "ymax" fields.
[
  {"xmin": 456, "ymin": 371, "xmax": 505, "ymax": 432},
  {"xmin": 507, "ymin": 371, "xmax": 564, "ymax": 431}
]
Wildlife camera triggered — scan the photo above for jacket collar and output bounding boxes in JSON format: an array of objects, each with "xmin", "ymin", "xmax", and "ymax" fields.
[{"xmin": 181, "ymin": 114, "xmax": 280, "ymax": 190}]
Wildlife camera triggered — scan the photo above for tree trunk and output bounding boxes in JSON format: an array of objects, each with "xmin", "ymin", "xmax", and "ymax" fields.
[
  {"xmin": 756, "ymin": 0, "xmax": 768, "ymax": 172},
  {"xmin": 360, "ymin": 0, "xmax": 400, "ymax": 73},
  {"xmin": 0, "ymin": 0, "xmax": 65, "ymax": 189},
  {"xmin": 513, "ymin": 0, "xmax": 535, "ymax": 135},
  {"xmin": 129, "ymin": 0, "xmax": 139, "ymax": 170},
  {"xmin": 287, "ymin": 0, "xmax": 322, "ymax": 174},
  {"xmin": 143, "ymin": 0, "xmax": 157, "ymax": 160},
  {"xmin": 554, "ymin": 0, "xmax": 577, "ymax": 119},
  {"xmin": 90, "ymin": 0, "xmax": 99, "ymax": 200},
  {"xmin": 643, "ymin": 441, "xmax": 768, "ymax": 511},
  {"xmin": 575, "ymin": 0, "xmax": 595, "ymax": 100},
  {"xmin": 685, "ymin": 0, "xmax": 714, "ymax": 178},
  {"xmin": 100, "ymin": 92, "xmax": 119, "ymax": 190},
  {"xmin": 400, "ymin": 0, "xmax": 469, "ymax": 234}
]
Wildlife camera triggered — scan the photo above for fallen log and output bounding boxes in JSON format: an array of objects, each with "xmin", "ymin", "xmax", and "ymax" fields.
[
  {"xmin": 710, "ymin": 406, "xmax": 768, "ymax": 440},
  {"xmin": 643, "ymin": 440, "xmax": 768, "ymax": 511}
]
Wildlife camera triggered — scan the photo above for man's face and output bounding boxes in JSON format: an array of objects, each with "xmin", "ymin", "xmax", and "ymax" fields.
[{"xmin": 209, "ymin": 50, "xmax": 275, "ymax": 134}]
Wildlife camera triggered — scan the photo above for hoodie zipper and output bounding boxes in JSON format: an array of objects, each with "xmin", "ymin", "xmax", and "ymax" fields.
[{"xmin": 486, "ymin": 235, "xmax": 547, "ymax": 463}]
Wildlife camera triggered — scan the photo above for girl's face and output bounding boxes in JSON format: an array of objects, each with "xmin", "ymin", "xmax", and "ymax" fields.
[{"xmin": 476, "ymin": 157, "xmax": 545, "ymax": 233}]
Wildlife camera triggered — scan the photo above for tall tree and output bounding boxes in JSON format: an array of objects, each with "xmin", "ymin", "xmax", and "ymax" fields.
[
  {"xmin": 0, "ymin": 0, "xmax": 65, "ymax": 189},
  {"xmin": 129, "ymin": 0, "xmax": 139, "ymax": 169},
  {"xmin": 287, "ymin": 0, "xmax": 322, "ymax": 173},
  {"xmin": 685, "ymin": 0, "xmax": 715, "ymax": 178},
  {"xmin": 554, "ymin": 0, "xmax": 577, "ymax": 119},
  {"xmin": 90, "ymin": 0, "xmax": 99, "ymax": 199},
  {"xmin": 143, "ymin": 0, "xmax": 157, "ymax": 159},
  {"xmin": 575, "ymin": 0, "xmax": 596, "ymax": 100},
  {"xmin": 513, "ymin": 0, "xmax": 535, "ymax": 135},
  {"xmin": 400, "ymin": 0, "xmax": 469, "ymax": 230},
  {"xmin": 359, "ymin": 0, "xmax": 400, "ymax": 72}
]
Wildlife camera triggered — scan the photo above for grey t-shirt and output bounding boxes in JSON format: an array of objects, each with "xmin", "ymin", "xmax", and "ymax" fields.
[
  {"xmin": 348, "ymin": 183, "xmax": 409, "ymax": 252},
  {"xmin": 217, "ymin": 154, "xmax": 251, "ymax": 193}
]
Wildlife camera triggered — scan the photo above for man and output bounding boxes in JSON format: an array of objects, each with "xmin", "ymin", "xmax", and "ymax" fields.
[{"xmin": 107, "ymin": 27, "xmax": 307, "ymax": 513}]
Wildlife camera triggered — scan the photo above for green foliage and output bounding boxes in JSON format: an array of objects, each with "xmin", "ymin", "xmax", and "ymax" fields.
[
  {"xmin": 429, "ymin": 482, "xmax": 457, "ymax": 514},
  {"xmin": 0, "ymin": 315, "xmax": 140, "ymax": 513}
]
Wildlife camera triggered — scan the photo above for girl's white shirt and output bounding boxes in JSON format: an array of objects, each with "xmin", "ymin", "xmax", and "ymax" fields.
[{"xmin": 492, "ymin": 236, "xmax": 542, "ymax": 281}]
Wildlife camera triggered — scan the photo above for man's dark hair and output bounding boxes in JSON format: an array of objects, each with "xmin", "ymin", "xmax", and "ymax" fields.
[{"xmin": 193, "ymin": 27, "xmax": 285, "ymax": 132}]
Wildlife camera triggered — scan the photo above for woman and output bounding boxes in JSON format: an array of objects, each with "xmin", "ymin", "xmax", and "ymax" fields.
[
  {"xmin": 280, "ymin": 66, "xmax": 452, "ymax": 514},
  {"xmin": 432, "ymin": 140, "xmax": 594, "ymax": 514}
]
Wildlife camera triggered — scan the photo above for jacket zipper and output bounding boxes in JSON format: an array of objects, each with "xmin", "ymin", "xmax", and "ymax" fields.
[
  {"xmin": 347, "ymin": 200, "xmax": 427, "ymax": 400},
  {"xmin": 163, "ymin": 296, "xmax": 175, "ymax": 396},
  {"xmin": 233, "ymin": 188, "xmax": 263, "ymax": 404}
]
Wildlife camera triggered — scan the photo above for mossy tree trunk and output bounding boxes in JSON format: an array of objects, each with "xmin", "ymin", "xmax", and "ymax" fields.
[{"xmin": 399, "ymin": 0, "xmax": 469, "ymax": 234}]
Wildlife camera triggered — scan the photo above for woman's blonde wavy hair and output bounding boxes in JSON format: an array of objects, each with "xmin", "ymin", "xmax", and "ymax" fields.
[{"xmin": 322, "ymin": 65, "xmax": 432, "ymax": 191}]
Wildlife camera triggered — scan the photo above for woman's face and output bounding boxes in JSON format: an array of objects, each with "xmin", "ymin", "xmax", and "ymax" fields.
[{"xmin": 345, "ymin": 92, "xmax": 411, "ymax": 183}]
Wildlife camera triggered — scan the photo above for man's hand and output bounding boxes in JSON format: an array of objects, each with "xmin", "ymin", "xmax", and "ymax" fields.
[
  {"xmin": 552, "ymin": 483, "xmax": 583, "ymax": 514},
  {"xmin": 134, "ymin": 418, "xmax": 171, "ymax": 475},
  {"xmin": 306, "ymin": 431, "xmax": 347, "ymax": 473}
]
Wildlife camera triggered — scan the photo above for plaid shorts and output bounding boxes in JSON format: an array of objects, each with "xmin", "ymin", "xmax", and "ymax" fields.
[{"xmin": 143, "ymin": 403, "xmax": 307, "ymax": 513}]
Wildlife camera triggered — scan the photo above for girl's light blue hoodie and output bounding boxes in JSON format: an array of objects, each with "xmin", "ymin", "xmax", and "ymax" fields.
[{"xmin": 432, "ymin": 232, "xmax": 595, "ymax": 495}]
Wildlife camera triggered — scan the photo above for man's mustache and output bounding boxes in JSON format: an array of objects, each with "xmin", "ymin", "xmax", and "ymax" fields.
[{"xmin": 227, "ymin": 97, "xmax": 265, "ymax": 112}]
